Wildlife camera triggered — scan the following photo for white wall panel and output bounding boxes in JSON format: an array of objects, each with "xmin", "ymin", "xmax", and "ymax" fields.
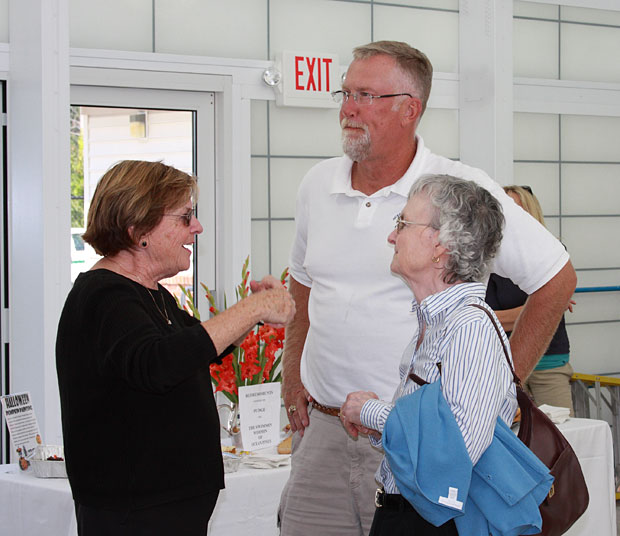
[
  {"xmin": 575, "ymin": 268, "xmax": 620, "ymax": 287},
  {"xmin": 251, "ymin": 100, "xmax": 268, "ymax": 155},
  {"xmin": 561, "ymin": 115, "xmax": 620, "ymax": 161},
  {"xmin": 269, "ymin": 102, "xmax": 341, "ymax": 156},
  {"xmin": 270, "ymin": 0, "xmax": 370, "ymax": 65},
  {"xmin": 69, "ymin": 0, "xmax": 152, "ymax": 51},
  {"xmin": 513, "ymin": 18, "xmax": 559, "ymax": 79},
  {"xmin": 514, "ymin": 112, "xmax": 559, "ymax": 160},
  {"xmin": 568, "ymin": 291, "xmax": 620, "ymax": 323},
  {"xmin": 513, "ymin": 162, "xmax": 560, "ymax": 215},
  {"xmin": 251, "ymin": 158, "xmax": 268, "ymax": 219},
  {"xmin": 568, "ymin": 323, "xmax": 620, "ymax": 375},
  {"xmin": 374, "ymin": 5, "xmax": 458, "ymax": 73},
  {"xmin": 561, "ymin": 22, "xmax": 620, "ymax": 83},
  {"xmin": 417, "ymin": 108, "xmax": 459, "ymax": 160},
  {"xmin": 155, "ymin": 0, "xmax": 268, "ymax": 60},
  {"xmin": 561, "ymin": 6, "xmax": 620, "ymax": 25},
  {"xmin": 251, "ymin": 220, "xmax": 269, "ymax": 279},
  {"xmin": 562, "ymin": 164, "xmax": 620, "ymax": 215},
  {"xmin": 271, "ymin": 220, "xmax": 296, "ymax": 275},
  {"xmin": 562, "ymin": 217, "xmax": 620, "ymax": 269},
  {"xmin": 270, "ymin": 158, "xmax": 318, "ymax": 218},
  {"xmin": 386, "ymin": 0, "xmax": 457, "ymax": 9},
  {"xmin": 0, "ymin": 0, "xmax": 7, "ymax": 42},
  {"xmin": 514, "ymin": 1, "xmax": 558, "ymax": 18},
  {"xmin": 545, "ymin": 217, "xmax": 560, "ymax": 237}
]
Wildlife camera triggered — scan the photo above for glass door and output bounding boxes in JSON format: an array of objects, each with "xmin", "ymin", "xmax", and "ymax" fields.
[{"xmin": 70, "ymin": 86, "xmax": 215, "ymax": 314}]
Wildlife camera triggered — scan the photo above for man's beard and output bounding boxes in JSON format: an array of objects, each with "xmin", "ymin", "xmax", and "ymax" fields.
[{"xmin": 341, "ymin": 119, "xmax": 371, "ymax": 162}]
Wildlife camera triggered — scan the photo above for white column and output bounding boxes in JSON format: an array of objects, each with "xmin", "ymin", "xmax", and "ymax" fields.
[
  {"xmin": 459, "ymin": 0, "xmax": 513, "ymax": 184},
  {"xmin": 8, "ymin": 0, "xmax": 70, "ymax": 446},
  {"xmin": 215, "ymin": 80, "xmax": 252, "ymax": 305}
]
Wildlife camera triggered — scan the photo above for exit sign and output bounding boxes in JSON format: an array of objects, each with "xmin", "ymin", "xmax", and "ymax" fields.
[{"xmin": 276, "ymin": 51, "xmax": 340, "ymax": 108}]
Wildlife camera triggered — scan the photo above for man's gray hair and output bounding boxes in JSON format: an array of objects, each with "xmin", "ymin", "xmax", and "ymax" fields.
[
  {"xmin": 353, "ymin": 41, "xmax": 433, "ymax": 115},
  {"xmin": 409, "ymin": 174, "xmax": 504, "ymax": 284}
]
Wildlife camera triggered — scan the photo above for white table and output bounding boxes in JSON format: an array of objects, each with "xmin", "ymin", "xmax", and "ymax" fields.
[
  {"xmin": 0, "ymin": 461, "xmax": 289, "ymax": 536},
  {"xmin": 0, "ymin": 418, "xmax": 615, "ymax": 536}
]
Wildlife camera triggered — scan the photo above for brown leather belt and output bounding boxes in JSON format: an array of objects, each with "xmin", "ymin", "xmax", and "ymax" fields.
[{"xmin": 312, "ymin": 401, "xmax": 340, "ymax": 417}]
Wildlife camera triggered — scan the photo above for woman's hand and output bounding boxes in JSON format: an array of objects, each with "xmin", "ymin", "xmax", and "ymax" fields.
[
  {"xmin": 247, "ymin": 275, "xmax": 295, "ymax": 328},
  {"xmin": 254, "ymin": 286, "xmax": 296, "ymax": 327},
  {"xmin": 340, "ymin": 391, "xmax": 379, "ymax": 438},
  {"xmin": 250, "ymin": 275, "xmax": 282, "ymax": 293},
  {"xmin": 202, "ymin": 276, "xmax": 295, "ymax": 355}
]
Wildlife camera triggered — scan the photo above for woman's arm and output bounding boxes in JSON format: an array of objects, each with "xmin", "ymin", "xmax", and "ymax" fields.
[
  {"xmin": 441, "ymin": 315, "xmax": 514, "ymax": 464},
  {"xmin": 202, "ymin": 277, "xmax": 295, "ymax": 354},
  {"xmin": 493, "ymin": 305, "xmax": 524, "ymax": 332}
]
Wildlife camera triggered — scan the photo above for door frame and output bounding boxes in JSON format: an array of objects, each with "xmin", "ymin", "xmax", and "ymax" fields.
[{"xmin": 70, "ymin": 84, "xmax": 216, "ymax": 315}]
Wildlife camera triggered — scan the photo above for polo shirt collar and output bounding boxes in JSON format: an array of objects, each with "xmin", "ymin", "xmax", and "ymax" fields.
[
  {"xmin": 412, "ymin": 282, "xmax": 487, "ymax": 325},
  {"xmin": 330, "ymin": 135, "xmax": 430, "ymax": 198}
]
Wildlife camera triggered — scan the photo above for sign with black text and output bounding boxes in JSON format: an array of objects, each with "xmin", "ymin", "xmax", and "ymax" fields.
[
  {"xmin": 238, "ymin": 383, "xmax": 281, "ymax": 451},
  {"xmin": 0, "ymin": 392, "xmax": 42, "ymax": 468}
]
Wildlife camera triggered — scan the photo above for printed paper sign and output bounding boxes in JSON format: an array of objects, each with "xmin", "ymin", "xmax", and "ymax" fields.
[
  {"xmin": 239, "ymin": 383, "xmax": 281, "ymax": 451},
  {"xmin": 0, "ymin": 391, "xmax": 42, "ymax": 468}
]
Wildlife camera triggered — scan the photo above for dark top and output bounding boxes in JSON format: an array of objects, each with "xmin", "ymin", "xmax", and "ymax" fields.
[
  {"xmin": 485, "ymin": 273, "xmax": 569, "ymax": 356},
  {"xmin": 56, "ymin": 269, "xmax": 229, "ymax": 511}
]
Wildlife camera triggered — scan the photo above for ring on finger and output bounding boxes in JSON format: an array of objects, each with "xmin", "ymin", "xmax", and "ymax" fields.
[{"xmin": 288, "ymin": 404, "xmax": 297, "ymax": 415}]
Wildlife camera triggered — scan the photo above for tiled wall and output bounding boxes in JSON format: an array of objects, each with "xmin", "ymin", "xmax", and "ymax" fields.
[
  {"xmin": 1, "ymin": 0, "xmax": 619, "ymax": 374},
  {"xmin": 512, "ymin": 3, "xmax": 620, "ymax": 374}
]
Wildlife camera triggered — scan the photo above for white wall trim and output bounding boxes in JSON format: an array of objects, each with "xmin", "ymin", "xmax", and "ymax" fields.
[
  {"xmin": 515, "ymin": 78, "xmax": 620, "ymax": 116},
  {"xmin": 459, "ymin": 0, "xmax": 514, "ymax": 181},
  {"xmin": 8, "ymin": 0, "xmax": 70, "ymax": 448},
  {"xmin": 0, "ymin": 43, "xmax": 8, "ymax": 78},
  {"xmin": 520, "ymin": 0, "xmax": 620, "ymax": 11}
]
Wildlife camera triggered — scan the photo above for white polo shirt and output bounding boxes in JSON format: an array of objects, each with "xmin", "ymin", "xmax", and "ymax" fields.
[{"xmin": 289, "ymin": 136, "xmax": 569, "ymax": 407}]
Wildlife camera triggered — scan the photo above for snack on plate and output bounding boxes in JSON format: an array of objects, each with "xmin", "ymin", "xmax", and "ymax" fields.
[
  {"xmin": 221, "ymin": 445, "xmax": 254, "ymax": 456},
  {"xmin": 31, "ymin": 445, "xmax": 67, "ymax": 478},
  {"xmin": 277, "ymin": 435, "xmax": 292, "ymax": 455}
]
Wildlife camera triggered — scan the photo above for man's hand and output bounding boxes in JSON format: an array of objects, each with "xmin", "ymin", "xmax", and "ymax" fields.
[
  {"xmin": 282, "ymin": 278, "xmax": 312, "ymax": 436},
  {"xmin": 283, "ymin": 382, "xmax": 310, "ymax": 436}
]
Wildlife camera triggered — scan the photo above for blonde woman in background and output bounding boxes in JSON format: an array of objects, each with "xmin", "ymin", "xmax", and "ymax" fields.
[{"xmin": 485, "ymin": 185, "xmax": 575, "ymax": 415}]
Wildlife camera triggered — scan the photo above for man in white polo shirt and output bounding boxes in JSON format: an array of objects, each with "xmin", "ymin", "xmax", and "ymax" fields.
[{"xmin": 278, "ymin": 41, "xmax": 577, "ymax": 536}]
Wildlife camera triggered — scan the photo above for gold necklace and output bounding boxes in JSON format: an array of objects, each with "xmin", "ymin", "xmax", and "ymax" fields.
[{"xmin": 147, "ymin": 288, "xmax": 172, "ymax": 325}]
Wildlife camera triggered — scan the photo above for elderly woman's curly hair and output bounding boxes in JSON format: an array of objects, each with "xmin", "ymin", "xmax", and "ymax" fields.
[{"xmin": 409, "ymin": 174, "xmax": 504, "ymax": 284}]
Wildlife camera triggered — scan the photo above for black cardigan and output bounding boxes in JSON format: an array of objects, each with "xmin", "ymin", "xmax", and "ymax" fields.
[{"xmin": 56, "ymin": 269, "xmax": 227, "ymax": 511}]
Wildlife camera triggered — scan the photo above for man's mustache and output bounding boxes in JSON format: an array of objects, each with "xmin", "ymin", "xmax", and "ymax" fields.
[{"xmin": 340, "ymin": 119, "xmax": 369, "ymax": 132}]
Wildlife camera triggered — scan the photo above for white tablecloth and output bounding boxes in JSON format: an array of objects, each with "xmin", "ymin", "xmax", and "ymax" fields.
[{"xmin": 0, "ymin": 418, "xmax": 615, "ymax": 536}]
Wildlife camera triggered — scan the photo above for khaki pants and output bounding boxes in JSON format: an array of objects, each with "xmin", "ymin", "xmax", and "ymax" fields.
[
  {"xmin": 525, "ymin": 362, "xmax": 574, "ymax": 417},
  {"xmin": 278, "ymin": 408, "xmax": 383, "ymax": 536}
]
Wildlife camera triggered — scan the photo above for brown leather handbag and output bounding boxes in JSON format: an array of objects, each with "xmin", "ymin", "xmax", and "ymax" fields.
[{"xmin": 471, "ymin": 304, "xmax": 589, "ymax": 536}]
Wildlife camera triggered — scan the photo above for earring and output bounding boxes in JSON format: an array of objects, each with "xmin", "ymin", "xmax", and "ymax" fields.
[
  {"xmin": 141, "ymin": 241, "xmax": 147, "ymax": 248},
  {"xmin": 431, "ymin": 255, "xmax": 440, "ymax": 264}
]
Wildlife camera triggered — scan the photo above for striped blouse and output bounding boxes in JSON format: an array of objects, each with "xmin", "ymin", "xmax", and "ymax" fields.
[{"xmin": 360, "ymin": 282, "xmax": 518, "ymax": 495}]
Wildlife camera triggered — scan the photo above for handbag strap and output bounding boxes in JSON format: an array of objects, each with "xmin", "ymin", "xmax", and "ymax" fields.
[{"xmin": 469, "ymin": 303, "xmax": 522, "ymax": 387}]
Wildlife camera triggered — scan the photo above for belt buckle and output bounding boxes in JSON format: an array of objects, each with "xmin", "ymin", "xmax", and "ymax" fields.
[{"xmin": 375, "ymin": 488, "xmax": 384, "ymax": 508}]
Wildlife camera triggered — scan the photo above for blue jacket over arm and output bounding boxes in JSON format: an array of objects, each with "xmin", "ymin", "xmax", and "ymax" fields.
[{"xmin": 383, "ymin": 381, "xmax": 553, "ymax": 536}]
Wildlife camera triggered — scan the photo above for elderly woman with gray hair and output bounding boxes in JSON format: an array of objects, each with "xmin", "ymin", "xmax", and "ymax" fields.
[{"xmin": 339, "ymin": 174, "xmax": 547, "ymax": 535}]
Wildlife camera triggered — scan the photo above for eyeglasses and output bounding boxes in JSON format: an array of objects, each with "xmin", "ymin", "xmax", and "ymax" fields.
[
  {"xmin": 164, "ymin": 209, "xmax": 195, "ymax": 226},
  {"xmin": 394, "ymin": 214, "xmax": 435, "ymax": 233},
  {"xmin": 520, "ymin": 185, "xmax": 533, "ymax": 194},
  {"xmin": 331, "ymin": 90, "xmax": 413, "ymax": 106}
]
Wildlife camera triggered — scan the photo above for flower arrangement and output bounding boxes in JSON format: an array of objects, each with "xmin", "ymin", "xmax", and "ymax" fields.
[{"xmin": 180, "ymin": 256, "xmax": 288, "ymax": 405}]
